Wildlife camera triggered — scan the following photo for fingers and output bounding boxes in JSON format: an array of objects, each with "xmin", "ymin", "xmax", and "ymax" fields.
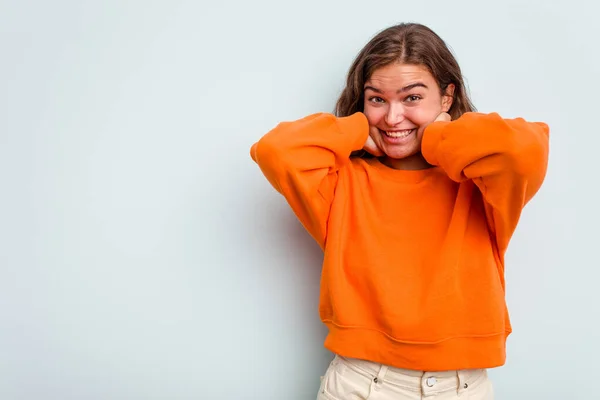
[
  {"xmin": 363, "ymin": 133, "xmax": 384, "ymax": 157},
  {"xmin": 435, "ymin": 112, "xmax": 452, "ymax": 122}
]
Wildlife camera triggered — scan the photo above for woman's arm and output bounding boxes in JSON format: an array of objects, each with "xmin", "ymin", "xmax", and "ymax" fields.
[
  {"xmin": 251, "ymin": 112, "xmax": 369, "ymax": 248},
  {"xmin": 422, "ymin": 112, "xmax": 550, "ymax": 254}
]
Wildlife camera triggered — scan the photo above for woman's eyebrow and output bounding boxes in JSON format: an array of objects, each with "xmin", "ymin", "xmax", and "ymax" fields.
[{"xmin": 364, "ymin": 82, "xmax": 428, "ymax": 93}]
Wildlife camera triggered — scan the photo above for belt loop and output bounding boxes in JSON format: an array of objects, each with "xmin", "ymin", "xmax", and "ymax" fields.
[
  {"xmin": 376, "ymin": 365, "xmax": 388, "ymax": 384},
  {"xmin": 457, "ymin": 370, "xmax": 468, "ymax": 395}
]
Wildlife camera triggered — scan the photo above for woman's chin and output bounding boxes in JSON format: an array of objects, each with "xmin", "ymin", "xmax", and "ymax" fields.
[
  {"xmin": 380, "ymin": 147, "xmax": 430, "ymax": 169},
  {"xmin": 382, "ymin": 146, "xmax": 416, "ymax": 160},
  {"xmin": 378, "ymin": 135, "xmax": 421, "ymax": 160}
]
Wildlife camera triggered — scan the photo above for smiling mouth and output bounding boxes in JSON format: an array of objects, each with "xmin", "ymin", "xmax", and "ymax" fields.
[{"xmin": 380, "ymin": 128, "xmax": 416, "ymax": 139}]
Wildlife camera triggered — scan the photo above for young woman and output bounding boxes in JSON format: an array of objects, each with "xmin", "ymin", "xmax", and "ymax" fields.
[{"xmin": 251, "ymin": 23, "xmax": 549, "ymax": 399}]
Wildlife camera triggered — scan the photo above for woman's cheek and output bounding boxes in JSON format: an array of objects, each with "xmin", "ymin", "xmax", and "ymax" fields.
[
  {"xmin": 405, "ymin": 107, "xmax": 438, "ymax": 127},
  {"xmin": 364, "ymin": 106, "xmax": 385, "ymax": 126}
]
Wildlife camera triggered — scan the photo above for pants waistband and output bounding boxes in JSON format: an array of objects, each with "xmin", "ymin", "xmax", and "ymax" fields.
[{"xmin": 336, "ymin": 355, "xmax": 487, "ymax": 394}]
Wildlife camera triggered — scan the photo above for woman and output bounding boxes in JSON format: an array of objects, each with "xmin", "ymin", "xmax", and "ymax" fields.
[{"xmin": 251, "ymin": 23, "xmax": 549, "ymax": 399}]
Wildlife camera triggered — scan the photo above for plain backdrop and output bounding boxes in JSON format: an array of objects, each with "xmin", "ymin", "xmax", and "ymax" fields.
[{"xmin": 1, "ymin": 0, "xmax": 598, "ymax": 399}]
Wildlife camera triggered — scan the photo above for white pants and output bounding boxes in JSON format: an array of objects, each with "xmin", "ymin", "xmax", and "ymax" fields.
[{"xmin": 317, "ymin": 355, "xmax": 493, "ymax": 400}]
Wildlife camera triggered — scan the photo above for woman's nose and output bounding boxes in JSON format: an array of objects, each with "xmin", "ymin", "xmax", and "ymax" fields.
[{"xmin": 385, "ymin": 104, "xmax": 405, "ymax": 126}]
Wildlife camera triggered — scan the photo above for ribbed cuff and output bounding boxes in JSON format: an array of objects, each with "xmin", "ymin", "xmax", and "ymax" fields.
[
  {"xmin": 335, "ymin": 112, "xmax": 370, "ymax": 153},
  {"xmin": 421, "ymin": 121, "xmax": 451, "ymax": 167}
]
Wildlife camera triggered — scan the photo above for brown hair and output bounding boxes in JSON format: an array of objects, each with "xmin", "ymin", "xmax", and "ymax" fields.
[{"xmin": 335, "ymin": 23, "xmax": 475, "ymax": 121}]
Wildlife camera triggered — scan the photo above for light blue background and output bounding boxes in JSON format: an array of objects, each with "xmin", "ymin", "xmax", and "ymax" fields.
[{"xmin": 1, "ymin": 0, "xmax": 598, "ymax": 399}]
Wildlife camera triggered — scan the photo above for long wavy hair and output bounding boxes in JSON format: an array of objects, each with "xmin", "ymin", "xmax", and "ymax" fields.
[{"xmin": 335, "ymin": 23, "xmax": 475, "ymax": 123}]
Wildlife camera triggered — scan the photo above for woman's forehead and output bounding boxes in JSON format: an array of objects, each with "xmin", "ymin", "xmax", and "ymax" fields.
[{"xmin": 366, "ymin": 63, "xmax": 434, "ymax": 88}]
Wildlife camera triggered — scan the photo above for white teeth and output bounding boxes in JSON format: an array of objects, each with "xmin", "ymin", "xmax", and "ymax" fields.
[{"xmin": 385, "ymin": 129, "xmax": 413, "ymax": 138}]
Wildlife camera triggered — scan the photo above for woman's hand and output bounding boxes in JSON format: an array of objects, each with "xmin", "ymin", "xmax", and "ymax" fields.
[
  {"xmin": 434, "ymin": 112, "xmax": 451, "ymax": 123},
  {"xmin": 363, "ymin": 126, "xmax": 384, "ymax": 157}
]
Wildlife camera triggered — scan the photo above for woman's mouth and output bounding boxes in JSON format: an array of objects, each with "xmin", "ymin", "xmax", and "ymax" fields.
[{"xmin": 379, "ymin": 128, "xmax": 417, "ymax": 142}]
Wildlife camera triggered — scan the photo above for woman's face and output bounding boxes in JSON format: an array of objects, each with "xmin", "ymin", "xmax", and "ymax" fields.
[{"xmin": 363, "ymin": 63, "xmax": 454, "ymax": 167}]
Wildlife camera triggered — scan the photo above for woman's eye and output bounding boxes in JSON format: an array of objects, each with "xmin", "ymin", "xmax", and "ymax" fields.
[
  {"xmin": 406, "ymin": 95, "xmax": 422, "ymax": 103},
  {"xmin": 369, "ymin": 97, "xmax": 385, "ymax": 104}
]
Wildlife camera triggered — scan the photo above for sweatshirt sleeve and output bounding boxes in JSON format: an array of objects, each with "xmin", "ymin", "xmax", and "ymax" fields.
[
  {"xmin": 421, "ymin": 112, "xmax": 550, "ymax": 254},
  {"xmin": 250, "ymin": 112, "xmax": 369, "ymax": 248}
]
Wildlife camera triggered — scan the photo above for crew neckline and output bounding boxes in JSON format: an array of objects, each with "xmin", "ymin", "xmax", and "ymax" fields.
[{"xmin": 366, "ymin": 157, "xmax": 439, "ymax": 183}]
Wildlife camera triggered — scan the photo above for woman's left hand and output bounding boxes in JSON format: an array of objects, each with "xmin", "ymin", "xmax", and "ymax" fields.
[{"xmin": 434, "ymin": 112, "xmax": 451, "ymax": 123}]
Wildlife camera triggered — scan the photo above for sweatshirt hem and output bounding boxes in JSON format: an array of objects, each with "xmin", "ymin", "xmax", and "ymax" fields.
[{"xmin": 323, "ymin": 322, "xmax": 509, "ymax": 371}]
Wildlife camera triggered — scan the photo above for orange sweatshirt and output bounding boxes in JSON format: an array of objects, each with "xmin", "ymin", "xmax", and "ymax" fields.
[{"xmin": 250, "ymin": 112, "xmax": 549, "ymax": 370}]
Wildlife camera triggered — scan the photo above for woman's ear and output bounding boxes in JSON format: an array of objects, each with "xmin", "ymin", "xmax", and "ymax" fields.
[{"xmin": 441, "ymin": 83, "xmax": 455, "ymax": 112}]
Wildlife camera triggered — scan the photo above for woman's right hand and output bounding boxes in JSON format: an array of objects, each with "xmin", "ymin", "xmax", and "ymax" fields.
[{"xmin": 363, "ymin": 126, "xmax": 384, "ymax": 157}]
